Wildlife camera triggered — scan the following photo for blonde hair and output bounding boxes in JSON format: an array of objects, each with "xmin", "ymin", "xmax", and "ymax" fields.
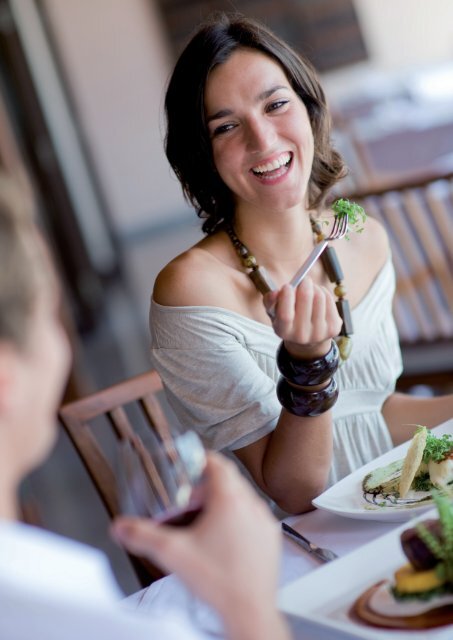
[{"xmin": 0, "ymin": 175, "xmax": 49, "ymax": 347}]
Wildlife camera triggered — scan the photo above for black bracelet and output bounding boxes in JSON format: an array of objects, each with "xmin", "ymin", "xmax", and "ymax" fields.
[
  {"xmin": 276, "ymin": 340, "xmax": 339, "ymax": 387},
  {"xmin": 276, "ymin": 376, "xmax": 338, "ymax": 417}
]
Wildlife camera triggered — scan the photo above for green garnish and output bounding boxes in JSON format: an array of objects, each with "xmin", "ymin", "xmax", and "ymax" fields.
[
  {"xmin": 391, "ymin": 584, "xmax": 449, "ymax": 602},
  {"xmin": 422, "ymin": 431, "xmax": 453, "ymax": 463},
  {"xmin": 416, "ymin": 491, "xmax": 453, "ymax": 584},
  {"xmin": 332, "ymin": 198, "xmax": 366, "ymax": 235},
  {"xmin": 412, "ymin": 472, "xmax": 432, "ymax": 492}
]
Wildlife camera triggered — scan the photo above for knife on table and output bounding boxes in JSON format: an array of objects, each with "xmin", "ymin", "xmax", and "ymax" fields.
[{"xmin": 281, "ymin": 522, "xmax": 338, "ymax": 563}]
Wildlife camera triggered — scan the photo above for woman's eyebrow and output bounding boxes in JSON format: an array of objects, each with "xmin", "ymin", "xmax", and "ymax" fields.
[
  {"xmin": 257, "ymin": 84, "xmax": 288, "ymax": 101},
  {"xmin": 206, "ymin": 84, "xmax": 288, "ymax": 124},
  {"xmin": 206, "ymin": 108, "xmax": 233, "ymax": 124}
]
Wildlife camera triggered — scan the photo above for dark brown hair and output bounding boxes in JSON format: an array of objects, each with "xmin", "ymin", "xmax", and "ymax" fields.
[{"xmin": 165, "ymin": 13, "xmax": 346, "ymax": 235}]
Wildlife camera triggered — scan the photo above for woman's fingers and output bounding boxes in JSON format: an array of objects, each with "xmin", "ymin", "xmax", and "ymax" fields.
[
  {"xmin": 270, "ymin": 278, "xmax": 341, "ymax": 346},
  {"xmin": 271, "ymin": 283, "xmax": 296, "ymax": 335},
  {"xmin": 302, "ymin": 282, "xmax": 327, "ymax": 344}
]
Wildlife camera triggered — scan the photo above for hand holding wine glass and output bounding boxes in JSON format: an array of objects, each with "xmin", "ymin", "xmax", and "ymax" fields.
[
  {"xmin": 115, "ymin": 428, "xmax": 206, "ymax": 526},
  {"xmin": 112, "ymin": 452, "xmax": 290, "ymax": 640}
]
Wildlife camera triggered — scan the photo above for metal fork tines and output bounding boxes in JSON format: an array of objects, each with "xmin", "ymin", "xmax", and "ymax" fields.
[
  {"xmin": 289, "ymin": 213, "xmax": 348, "ymax": 289},
  {"xmin": 281, "ymin": 522, "xmax": 338, "ymax": 563}
]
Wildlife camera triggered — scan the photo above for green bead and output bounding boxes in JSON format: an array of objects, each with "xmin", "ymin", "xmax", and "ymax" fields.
[
  {"xmin": 244, "ymin": 255, "xmax": 257, "ymax": 268},
  {"xmin": 336, "ymin": 335, "xmax": 352, "ymax": 361},
  {"xmin": 311, "ymin": 218, "xmax": 323, "ymax": 235},
  {"xmin": 334, "ymin": 284, "xmax": 346, "ymax": 298}
]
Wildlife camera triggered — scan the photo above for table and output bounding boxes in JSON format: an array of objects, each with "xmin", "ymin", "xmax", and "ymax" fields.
[{"xmin": 126, "ymin": 508, "xmax": 397, "ymax": 639}]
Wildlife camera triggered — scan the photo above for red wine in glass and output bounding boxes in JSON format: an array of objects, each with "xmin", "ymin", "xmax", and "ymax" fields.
[
  {"xmin": 158, "ymin": 503, "xmax": 203, "ymax": 527},
  {"xmin": 117, "ymin": 431, "xmax": 206, "ymax": 525}
]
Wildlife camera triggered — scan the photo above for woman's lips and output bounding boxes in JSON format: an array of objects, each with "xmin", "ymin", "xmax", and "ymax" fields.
[{"xmin": 250, "ymin": 152, "xmax": 293, "ymax": 182}]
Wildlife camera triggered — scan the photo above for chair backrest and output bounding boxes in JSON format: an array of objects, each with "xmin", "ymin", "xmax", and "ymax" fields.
[
  {"xmin": 349, "ymin": 171, "xmax": 453, "ymax": 390},
  {"xmin": 59, "ymin": 369, "xmax": 171, "ymax": 587}
]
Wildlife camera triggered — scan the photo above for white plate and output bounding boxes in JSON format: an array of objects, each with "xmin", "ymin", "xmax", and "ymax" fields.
[
  {"xmin": 278, "ymin": 506, "xmax": 453, "ymax": 639},
  {"xmin": 312, "ymin": 419, "xmax": 453, "ymax": 522}
]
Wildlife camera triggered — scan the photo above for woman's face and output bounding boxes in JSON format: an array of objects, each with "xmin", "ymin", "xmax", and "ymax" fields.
[
  {"xmin": 6, "ymin": 271, "xmax": 71, "ymax": 478},
  {"xmin": 204, "ymin": 48, "xmax": 314, "ymax": 217}
]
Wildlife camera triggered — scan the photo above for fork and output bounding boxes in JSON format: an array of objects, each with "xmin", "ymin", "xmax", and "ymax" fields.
[
  {"xmin": 289, "ymin": 213, "xmax": 349, "ymax": 289},
  {"xmin": 266, "ymin": 213, "xmax": 348, "ymax": 320},
  {"xmin": 281, "ymin": 522, "xmax": 338, "ymax": 563}
]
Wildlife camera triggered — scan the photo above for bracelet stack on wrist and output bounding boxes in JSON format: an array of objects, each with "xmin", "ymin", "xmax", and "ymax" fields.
[
  {"xmin": 276, "ymin": 376, "xmax": 338, "ymax": 417},
  {"xmin": 277, "ymin": 340, "xmax": 339, "ymax": 386},
  {"xmin": 276, "ymin": 340, "xmax": 340, "ymax": 417}
]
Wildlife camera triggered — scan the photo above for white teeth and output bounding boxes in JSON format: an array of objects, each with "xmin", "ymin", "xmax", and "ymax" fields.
[{"xmin": 252, "ymin": 153, "xmax": 291, "ymax": 174}]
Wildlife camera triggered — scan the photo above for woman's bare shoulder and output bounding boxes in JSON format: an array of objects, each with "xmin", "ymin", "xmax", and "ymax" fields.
[
  {"xmin": 347, "ymin": 214, "xmax": 390, "ymax": 263},
  {"xmin": 153, "ymin": 238, "xmax": 233, "ymax": 308},
  {"xmin": 335, "ymin": 214, "xmax": 390, "ymax": 305}
]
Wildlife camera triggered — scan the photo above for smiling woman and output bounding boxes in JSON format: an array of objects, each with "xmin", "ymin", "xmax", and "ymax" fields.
[
  {"xmin": 164, "ymin": 15, "xmax": 344, "ymax": 236},
  {"xmin": 204, "ymin": 49, "xmax": 314, "ymax": 215},
  {"xmin": 150, "ymin": 13, "xmax": 453, "ymax": 516}
]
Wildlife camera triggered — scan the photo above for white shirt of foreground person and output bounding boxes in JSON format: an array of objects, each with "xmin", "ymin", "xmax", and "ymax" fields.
[{"xmin": 0, "ymin": 520, "xmax": 204, "ymax": 640}]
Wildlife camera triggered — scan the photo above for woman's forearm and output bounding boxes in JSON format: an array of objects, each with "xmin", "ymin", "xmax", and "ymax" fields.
[
  {"xmin": 264, "ymin": 409, "xmax": 332, "ymax": 512},
  {"xmin": 235, "ymin": 409, "xmax": 333, "ymax": 514}
]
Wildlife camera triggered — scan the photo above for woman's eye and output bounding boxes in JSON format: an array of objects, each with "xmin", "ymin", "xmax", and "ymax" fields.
[
  {"xmin": 267, "ymin": 99, "xmax": 289, "ymax": 113},
  {"xmin": 212, "ymin": 122, "xmax": 236, "ymax": 137}
]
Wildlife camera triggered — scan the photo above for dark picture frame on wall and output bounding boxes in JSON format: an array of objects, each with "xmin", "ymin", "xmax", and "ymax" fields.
[{"xmin": 156, "ymin": 0, "xmax": 368, "ymax": 72}]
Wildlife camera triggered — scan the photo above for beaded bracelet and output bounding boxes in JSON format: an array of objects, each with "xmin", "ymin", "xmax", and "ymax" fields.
[
  {"xmin": 276, "ymin": 340, "xmax": 340, "ymax": 387},
  {"xmin": 276, "ymin": 376, "xmax": 339, "ymax": 417}
]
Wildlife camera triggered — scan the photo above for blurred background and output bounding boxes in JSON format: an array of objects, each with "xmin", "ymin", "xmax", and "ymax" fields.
[{"xmin": 1, "ymin": 0, "xmax": 452, "ymax": 594}]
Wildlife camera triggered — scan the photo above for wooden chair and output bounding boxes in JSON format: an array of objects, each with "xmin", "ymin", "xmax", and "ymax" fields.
[
  {"xmin": 58, "ymin": 369, "xmax": 172, "ymax": 588},
  {"xmin": 348, "ymin": 170, "xmax": 453, "ymax": 392}
]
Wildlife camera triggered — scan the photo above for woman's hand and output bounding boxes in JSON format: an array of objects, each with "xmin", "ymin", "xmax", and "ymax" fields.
[{"xmin": 264, "ymin": 277, "xmax": 342, "ymax": 357}]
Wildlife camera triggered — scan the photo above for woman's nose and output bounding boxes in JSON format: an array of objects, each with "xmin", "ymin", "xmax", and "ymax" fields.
[{"xmin": 245, "ymin": 117, "xmax": 276, "ymax": 152}]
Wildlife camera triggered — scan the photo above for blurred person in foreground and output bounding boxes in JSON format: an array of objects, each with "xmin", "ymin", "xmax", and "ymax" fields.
[{"xmin": 0, "ymin": 175, "xmax": 290, "ymax": 640}]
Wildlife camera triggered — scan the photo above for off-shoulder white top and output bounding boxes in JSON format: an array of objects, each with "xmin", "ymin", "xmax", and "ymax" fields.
[{"xmin": 150, "ymin": 257, "xmax": 403, "ymax": 488}]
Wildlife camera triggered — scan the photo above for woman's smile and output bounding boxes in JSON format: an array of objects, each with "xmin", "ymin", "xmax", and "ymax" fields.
[
  {"xmin": 250, "ymin": 151, "xmax": 293, "ymax": 183},
  {"xmin": 204, "ymin": 48, "xmax": 314, "ymax": 214}
]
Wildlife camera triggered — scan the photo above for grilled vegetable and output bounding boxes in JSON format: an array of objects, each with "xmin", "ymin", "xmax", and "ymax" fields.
[{"xmin": 362, "ymin": 459, "xmax": 403, "ymax": 495}]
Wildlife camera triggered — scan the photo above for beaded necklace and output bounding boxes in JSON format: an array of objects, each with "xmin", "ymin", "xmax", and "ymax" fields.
[{"xmin": 225, "ymin": 218, "xmax": 353, "ymax": 361}]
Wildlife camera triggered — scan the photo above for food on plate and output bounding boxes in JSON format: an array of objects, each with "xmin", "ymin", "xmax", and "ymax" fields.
[
  {"xmin": 361, "ymin": 459, "xmax": 403, "ymax": 495},
  {"xmin": 400, "ymin": 519, "xmax": 442, "ymax": 571},
  {"xmin": 362, "ymin": 427, "xmax": 453, "ymax": 506},
  {"xmin": 398, "ymin": 426, "xmax": 428, "ymax": 498},
  {"xmin": 352, "ymin": 491, "xmax": 453, "ymax": 629}
]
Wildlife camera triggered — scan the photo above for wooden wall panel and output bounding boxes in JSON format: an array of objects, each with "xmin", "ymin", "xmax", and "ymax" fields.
[{"xmin": 157, "ymin": 0, "xmax": 368, "ymax": 71}]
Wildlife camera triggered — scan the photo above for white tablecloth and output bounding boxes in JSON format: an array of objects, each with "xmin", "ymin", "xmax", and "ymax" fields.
[{"xmin": 125, "ymin": 509, "xmax": 396, "ymax": 639}]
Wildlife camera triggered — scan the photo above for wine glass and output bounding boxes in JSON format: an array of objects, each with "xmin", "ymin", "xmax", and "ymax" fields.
[
  {"xmin": 117, "ymin": 429, "xmax": 225, "ymax": 636},
  {"xmin": 116, "ymin": 428, "xmax": 206, "ymax": 525}
]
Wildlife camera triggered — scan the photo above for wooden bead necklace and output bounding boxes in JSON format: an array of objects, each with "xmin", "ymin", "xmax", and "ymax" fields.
[{"xmin": 226, "ymin": 218, "xmax": 353, "ymax": 361}]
